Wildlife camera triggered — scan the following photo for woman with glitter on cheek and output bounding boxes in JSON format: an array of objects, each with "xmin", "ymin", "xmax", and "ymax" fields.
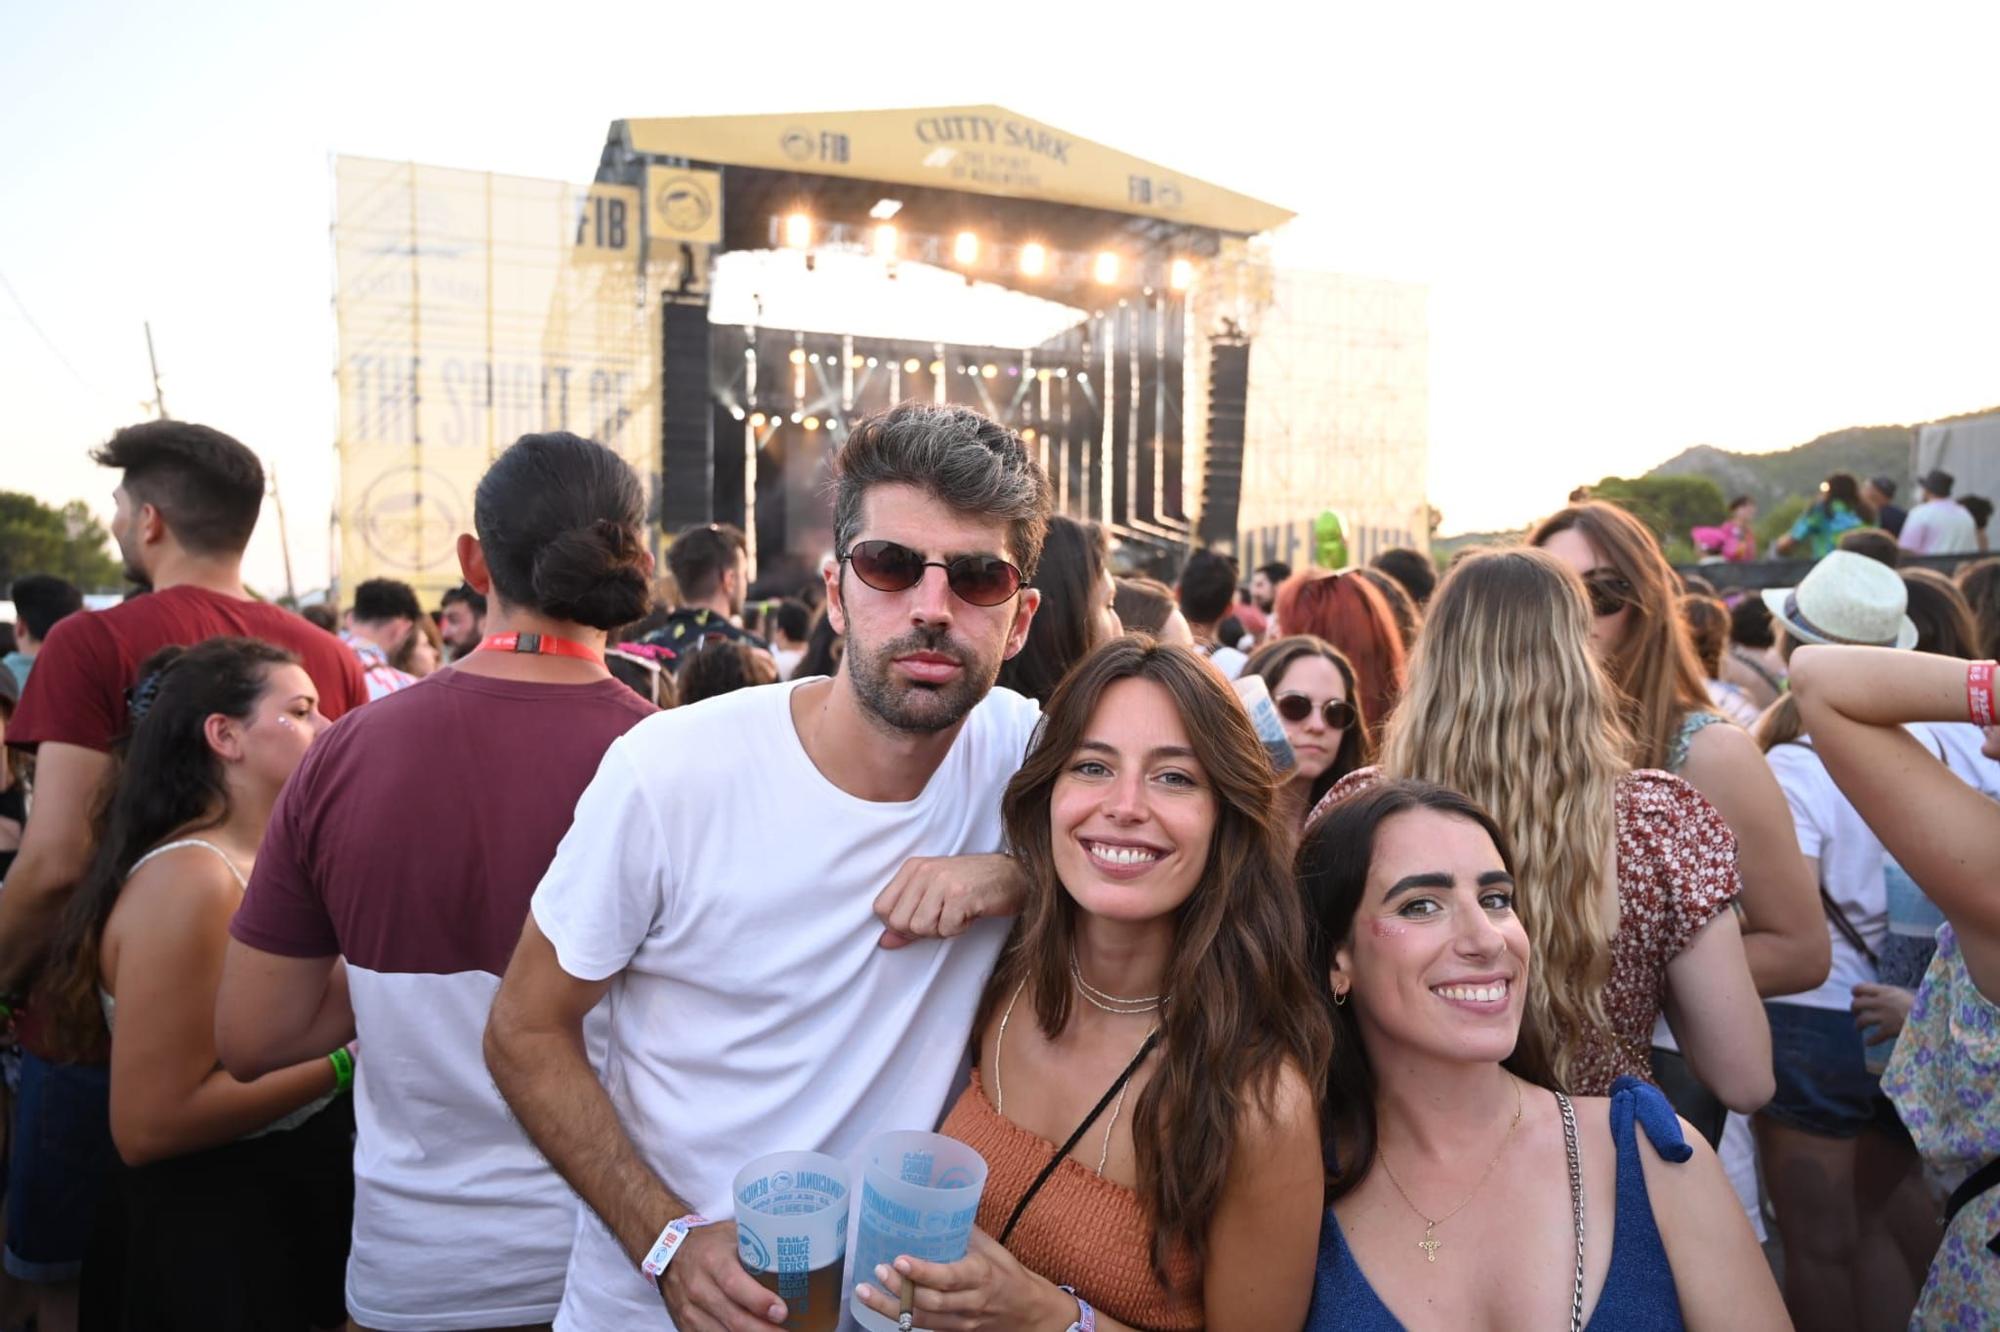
[
  {"xmin": 34, "ymin": 637, "xmax": 352, "ymax": 1330},
  {"xmin": 1296, "ymin": 780, "xmax": 1787, "ymax": 1330}
]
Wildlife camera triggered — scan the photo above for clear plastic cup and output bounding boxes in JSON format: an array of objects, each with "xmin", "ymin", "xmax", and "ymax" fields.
[
  {"xmin": 733, "ymin": 1151, "xmax": 850, "ymax": 1332},
  {"xmin": 1231, "ymin": 673, "xmax": 1298, "ymax": 773},
  {"xmin": 848, "ymin": 1131, "xmax": 989, "ymax": 1332}
]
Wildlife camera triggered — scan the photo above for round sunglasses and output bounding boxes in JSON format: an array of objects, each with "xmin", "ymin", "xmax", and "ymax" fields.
[
  {"xmin": 1582, "ymin": 570, "xmax": 1635, "ymax": 618},
  {"xmin": 840, "ymin": 539, "xmax": 1023, "ymax": 607},
  {"xmin": 1275, "ymin": 692, "xmax": 1358, "ymax": 730}
]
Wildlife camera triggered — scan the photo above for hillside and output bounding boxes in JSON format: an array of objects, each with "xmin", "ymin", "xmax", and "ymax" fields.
[{"xmin": 1644, "ymin": 427, "xmax": 1914, "ymax": 511}]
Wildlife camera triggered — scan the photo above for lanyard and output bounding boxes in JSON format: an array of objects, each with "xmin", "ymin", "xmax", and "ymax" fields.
[{"xmin": 476, "ymin": 631, "xmax": 605, "ymax": 664}]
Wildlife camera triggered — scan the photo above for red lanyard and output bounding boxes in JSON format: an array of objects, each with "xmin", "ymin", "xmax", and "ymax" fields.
[{"xmin": 476, "ymin": 632, "xmax": 605, "ymax": 664}]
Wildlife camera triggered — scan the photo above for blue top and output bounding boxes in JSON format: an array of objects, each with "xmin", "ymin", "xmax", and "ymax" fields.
[{"xmin": 1305, "ymin": 1077, "xmax": 1692, "ymax": 1330}]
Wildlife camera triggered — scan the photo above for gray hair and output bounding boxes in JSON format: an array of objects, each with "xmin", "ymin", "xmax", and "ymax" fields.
[{"xmin": 832, "ymin": 402, "xmax": 1052, "ymax": 579}]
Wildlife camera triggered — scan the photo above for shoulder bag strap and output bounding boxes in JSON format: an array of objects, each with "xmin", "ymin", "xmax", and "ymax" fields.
[
  {"xmin": 998, "ymin": 1029, "xmax": 1161, "ymax": 1245},
  {"xmin": 1819, "ymin": 886, "xmax": 1879, "ymax": 968}
]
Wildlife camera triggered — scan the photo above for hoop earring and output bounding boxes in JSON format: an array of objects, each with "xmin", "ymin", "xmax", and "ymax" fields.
[{"xmin": 1333, "ymin": 987, "xmax": 1349, "ymax": 1007}]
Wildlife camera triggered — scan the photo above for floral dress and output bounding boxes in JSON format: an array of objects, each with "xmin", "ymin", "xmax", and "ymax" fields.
[{"xmin": 1881, "ymin": 924, "xmax": 2000, "ymax": 1326}]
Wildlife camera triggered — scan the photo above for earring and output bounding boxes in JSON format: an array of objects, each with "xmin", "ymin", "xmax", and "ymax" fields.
[{"xmin": 1333, "ymin": 986, "xmax": 1349, "ymax": 1007}]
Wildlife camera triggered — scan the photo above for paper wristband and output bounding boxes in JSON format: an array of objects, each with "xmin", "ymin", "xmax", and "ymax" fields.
[
  {"xmin": 1060, "ymin": 1285, "xmax": 1098, "ymax": 1332},
  {"xmin": 1969, "ymin": 661, "xmax": 1997, "ymax": 727},
  {"xmin": 641, "ymin": 1214, "xmax": 712, "ymax": 1282}
]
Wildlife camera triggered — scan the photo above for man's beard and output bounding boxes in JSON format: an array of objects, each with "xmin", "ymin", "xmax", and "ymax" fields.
[{"xmin": 845, "ymin": 622, "xmax": 1000, "ymax": 735}]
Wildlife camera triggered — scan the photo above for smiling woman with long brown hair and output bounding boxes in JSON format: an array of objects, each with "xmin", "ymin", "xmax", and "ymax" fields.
[{"xmin": 854, "ymin": 637, "xmax": 1331, "ymax": 1331}]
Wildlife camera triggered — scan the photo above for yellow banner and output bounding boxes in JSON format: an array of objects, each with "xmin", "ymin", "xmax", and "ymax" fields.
[
  {"xmin": 622, "ymin": 106, "xmax": 1292, "ymax": 236},
  {"xmin": 574, "ymin": 181, "xmax": 640, "ymax": 258},
  {"xmin": 332, "ymin": 157, "xmax": 658, "ymax": 604},
  {"xmin": 644, "ymin": 166, "xmax": 723, "ymax": 244}
]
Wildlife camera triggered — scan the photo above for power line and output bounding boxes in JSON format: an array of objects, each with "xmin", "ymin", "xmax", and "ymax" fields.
[{"xmin": 0, "ymin": 267, "xmax": 125, "ymax": 408}]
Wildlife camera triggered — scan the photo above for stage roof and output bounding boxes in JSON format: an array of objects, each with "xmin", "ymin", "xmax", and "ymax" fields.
[{"xmin": 619, "ymin": 106, "xmax": 1293, "ymax": 237}]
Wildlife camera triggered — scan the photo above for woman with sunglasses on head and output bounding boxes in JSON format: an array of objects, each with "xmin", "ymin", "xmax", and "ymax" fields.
[
  {"xmin": 1533, "ymin": 502, "xmax": 1825, "ymax": 1139},
  {"xmin": 1298, "ymin": 780, "xmax": 1787, "ymax": 1330},
  {"xmin": 1246, "ymin": 635, "xmax": 1369, "ymax": 831},
  {"xmin": 1785, "ymin": 644, "xmax": 2000, "ymax": 1321},
  {"xmin": 38, "ymin": 638, "xmax": 351, "ymax": 1331},
  {"xmin": 1310, "ymin": 549, "xmax": 1774, "ymax": 1115},
  {"xmin": 854, "ymin": 638, "xmax": 1330, "ymax": 1332}
]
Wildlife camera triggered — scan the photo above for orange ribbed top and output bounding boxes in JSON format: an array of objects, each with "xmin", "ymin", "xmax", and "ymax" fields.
[{"xmin": 941, "ymin": 1069, "xmax": 1203, "ymax": 1331}]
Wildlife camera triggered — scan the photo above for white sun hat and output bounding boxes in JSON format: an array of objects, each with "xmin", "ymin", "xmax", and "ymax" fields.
[{"xmin": 1761, "ymin": 550, "xmax": 1919, "ymax": 650}]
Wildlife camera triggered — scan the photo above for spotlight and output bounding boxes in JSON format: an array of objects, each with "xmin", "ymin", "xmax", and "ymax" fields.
[
  {"xmin": 849, "ymin": 355, "xmax": 865, "ymax": 369},
  {"xmin": 808, "ymin": 353, "xmax": 821, "ymax": 365},
  {"xmin": 730, "ymin": 407, "xmax": 745, "ymax": 421},
  {"xmin": 866, "ymin": 356, "xmax": 879, "ymax": 368},
  {"xmin": 1037, "ymin": 368, "xmax": 1052, "ymax": 382},
  {"xmin": 790, "ymin": 411, "xmax": 804, "ymax": 424},
  {"xmin": 869, "ymin": 198, "xmax": 903, "ymax": 220},
  {"xmin": 954, "ymin": 232, "xmax": 979, "ymax": 265},
  {"xmin": 784, "ymin": 213, "xmax": 812, "ymax": 249},
  {"xmin": 788, "ymin": 348, "xmax": 806, "ymax": 365},
  {"xmin": 872, "ymin": 223, "xmax": 898, "ymax": 260},
  {"xmin": 929, "ymin": 360, "xmax": 944, "ymax": 374},
  {"xmin": 826, "ymin": 418, "xmax": 839, "ymax": 430},
  {"xmin": 1019, "ymin": 243, "xmax": 1047, "ymax": 277},
  {"xmin": 981, "ymin": 364, "xmax": 997, "ymax": 379},
  {"xmin": 1093, "ymin": 252, "xmax": 1120, "ymax": 284},
  {"xmin": 1169, "ymin": 258, "xmax": 1195, "ymax": 291},
  {"xmin": 750, "ymin": 412, "xmax": 767, "ymax": 427},
  {"xmin": 804, "ymin": 416, "xmax": 820, "ymax": 431},
  {"xmin": 1021, "ymin": 428, "xmax": 1037, "ymax": 442},
  {"xmin": 903, "ymin": 358, "xmax": 921, "ymax": 373}
]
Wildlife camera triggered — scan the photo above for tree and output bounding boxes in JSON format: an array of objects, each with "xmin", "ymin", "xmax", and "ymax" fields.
[
  {"xmin": 0, "ymin": 492, "xmax": 124, "ymax": 593},
  {"xmin": 1588, "ymin": 474, "xmax": 1728, "ymax": 545}
]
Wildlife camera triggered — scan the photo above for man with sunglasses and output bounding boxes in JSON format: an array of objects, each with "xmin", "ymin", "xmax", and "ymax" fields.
[{"xmin": 487, "ymin": 402, "xmax": 1048, "ymax": 1331}]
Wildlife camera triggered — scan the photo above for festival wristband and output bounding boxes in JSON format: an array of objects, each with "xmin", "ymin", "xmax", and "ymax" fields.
[
  {"xmin": 1968, "ymin": 661, "xmax": 1996, "ymax": 727},
  {"xmin": 641, "ymin": 1213, "xmax": 714, "ymax": 1283},
  {"xmin": 1060, "ymin": 1285, "xmax": 1097, "ymax": 1332},
  {"xmin": 327, "ymin": 1046, "xmax": 355, "ymax": 1093}
]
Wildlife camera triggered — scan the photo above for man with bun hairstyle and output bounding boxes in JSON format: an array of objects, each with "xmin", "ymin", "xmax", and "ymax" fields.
[
  {"xmin": 217, "ymin": 432, "xmax": 658, "ymax": 1332},
  {"xmin": 486, "ymin": 402, "xmax": 1047, "ymax": 1331},
  {"xmin": 0, "ymin": 421, "xmax": 364, "ymax": 1324}
]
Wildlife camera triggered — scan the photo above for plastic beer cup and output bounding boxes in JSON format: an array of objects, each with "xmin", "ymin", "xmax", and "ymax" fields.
[
  {"xmin": 848, "ymin": 1131, "xmax": 989, "ymax": 1332},
  {"xmin": 733, "ymin": 1151, "xmax": 850, "ymax": 1332},
  {"xmin": 1230, "ymin": 673, "xmax": 1298, "ymax": 773}
]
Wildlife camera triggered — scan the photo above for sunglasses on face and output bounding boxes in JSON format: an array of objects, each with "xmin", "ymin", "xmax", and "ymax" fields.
[
  {"xmin": 840, "ymin": 539, "xmax": 1023, "ymax": 607},
  {"xmin": 1275, "ymin": 692, "xmax": 1358, "ymax": 730},
  {"xmin": 1582, "ymin": 570, "xmax": 1635, "ymax": 618}
]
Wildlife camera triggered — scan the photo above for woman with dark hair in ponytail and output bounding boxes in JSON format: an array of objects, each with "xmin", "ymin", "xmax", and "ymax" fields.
[
  {"xmin": 37, "ymin": 637, "xmax": 351, "ymax": 1329},
  {"xmin": 212, "ymin": 432, "xmax": 660, "ymax": 1332}
]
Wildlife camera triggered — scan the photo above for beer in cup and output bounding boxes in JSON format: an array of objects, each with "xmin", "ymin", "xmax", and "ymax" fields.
[{"xmin": 734, "ymin": 1150, "xmax": 850, "ymax": 1332}]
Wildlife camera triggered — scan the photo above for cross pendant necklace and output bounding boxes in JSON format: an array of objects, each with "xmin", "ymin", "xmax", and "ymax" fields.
[{"xmin": 1376, "ymin": 1074, "xmax": 1523, "ymax": 1268}]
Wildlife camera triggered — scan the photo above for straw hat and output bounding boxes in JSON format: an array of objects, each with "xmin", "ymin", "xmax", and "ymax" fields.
[{"xmin": 1762, "ymin": 550, "xmax": 1918, "ymax": 650}]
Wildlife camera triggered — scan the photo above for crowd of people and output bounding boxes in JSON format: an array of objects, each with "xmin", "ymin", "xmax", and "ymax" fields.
[{"xmin": 0, "ymin": 406, "xmax": 1996, "ymax": 1330}]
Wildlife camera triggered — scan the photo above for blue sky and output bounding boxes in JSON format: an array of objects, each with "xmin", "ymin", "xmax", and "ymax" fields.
[{"xmin": 4, "ymin": 0, "xmax": 1996, "ymax": 592}]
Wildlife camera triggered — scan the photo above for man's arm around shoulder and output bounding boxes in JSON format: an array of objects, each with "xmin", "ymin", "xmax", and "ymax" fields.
[{"xmin": 0, "ymin": 742, "xmax": 111, "ymax": 992}]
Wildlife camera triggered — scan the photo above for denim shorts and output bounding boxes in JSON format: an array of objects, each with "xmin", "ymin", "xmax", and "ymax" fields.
[
  {"xmin": 4, "ymin": 1052, "xmax": 117, "ymax": 1282},
  {"xmin": 1763, "ymin": 1001, "xmax": 1907, "ymax": 1140}
]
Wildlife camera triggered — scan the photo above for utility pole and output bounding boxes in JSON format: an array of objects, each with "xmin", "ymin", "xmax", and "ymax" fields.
[
  {"xmin": 144, "ymin": 321, "xmax": 169, "ymax": 419},
  {"xmin": 269, "ymin": 466, "xmax": 299, "ymax": 608}
]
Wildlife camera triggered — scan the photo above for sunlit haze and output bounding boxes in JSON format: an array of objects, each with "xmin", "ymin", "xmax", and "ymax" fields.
[{"xmin": 4, "ymin": 1, "xmax": 1995, "ymax": 592}]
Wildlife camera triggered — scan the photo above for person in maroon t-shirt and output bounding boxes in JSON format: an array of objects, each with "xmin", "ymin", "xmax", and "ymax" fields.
[
  {"xmin": 0, "ymin": 420, "xmax": 365, "ymax": 1322},
  {"xmin": 214, "ymin": 433, "xmax": 658, "ymax": 1332}
]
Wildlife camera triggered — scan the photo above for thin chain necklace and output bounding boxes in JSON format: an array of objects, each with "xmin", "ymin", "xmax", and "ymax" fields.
[
  {"xmin": 1069, "ymin": 950, "xmax": 1167, "ymax": 1014},
  {"xmin": 1376, "ymin": 1074, "xmax": 1523, "ymax": 1264},
  {"xmin": 994, "ymin": 979, "xmax": 1157, "ymax": 1176}
]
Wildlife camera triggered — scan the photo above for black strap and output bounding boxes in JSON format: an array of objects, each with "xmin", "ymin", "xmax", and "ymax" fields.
[
  {"xmin": 1819, "ymin": 886, "xmax": 1879, "ymax": 967},
  {"xmin": 1944, "ymin": 1155, "xmax": 2000, "ymax": 1258},
  {"xmin": 998, "ymin": 1030, "xmax": 1161, "ymax": 1245}
]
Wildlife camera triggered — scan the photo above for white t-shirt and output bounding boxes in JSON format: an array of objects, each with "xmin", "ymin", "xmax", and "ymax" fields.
[
  {"xmin": 1920, "ymin": 720, "xmax": 2000, "ymax": 801},
  {"xmin": 1899, "ymin": 499, "xmax": 1979, "ymax": 555},
  {"xmin": 1765, "ymin": 738, "xmax": 1886, "ymax": 1010},
  {"xmin": 531, "ymin": 678, "xmax": 1039, "ymax": 1330}
]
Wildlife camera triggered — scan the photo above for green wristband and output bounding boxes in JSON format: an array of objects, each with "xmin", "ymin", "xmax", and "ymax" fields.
[{"xmin": 328, "ymin": 1046, "xmax": 355, "ymax": 1092}]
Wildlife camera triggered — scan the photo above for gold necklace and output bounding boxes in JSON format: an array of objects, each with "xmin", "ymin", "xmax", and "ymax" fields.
[{"xmin": 1375, "ymin": 1075, "xmax": 1523, "ymax": 1264}]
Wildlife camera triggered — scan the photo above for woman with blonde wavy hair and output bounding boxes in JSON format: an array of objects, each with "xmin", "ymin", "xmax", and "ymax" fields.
[{"xmin": 1311, "ymin": 547, "xmax": 1774, "ymax": 1107}]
